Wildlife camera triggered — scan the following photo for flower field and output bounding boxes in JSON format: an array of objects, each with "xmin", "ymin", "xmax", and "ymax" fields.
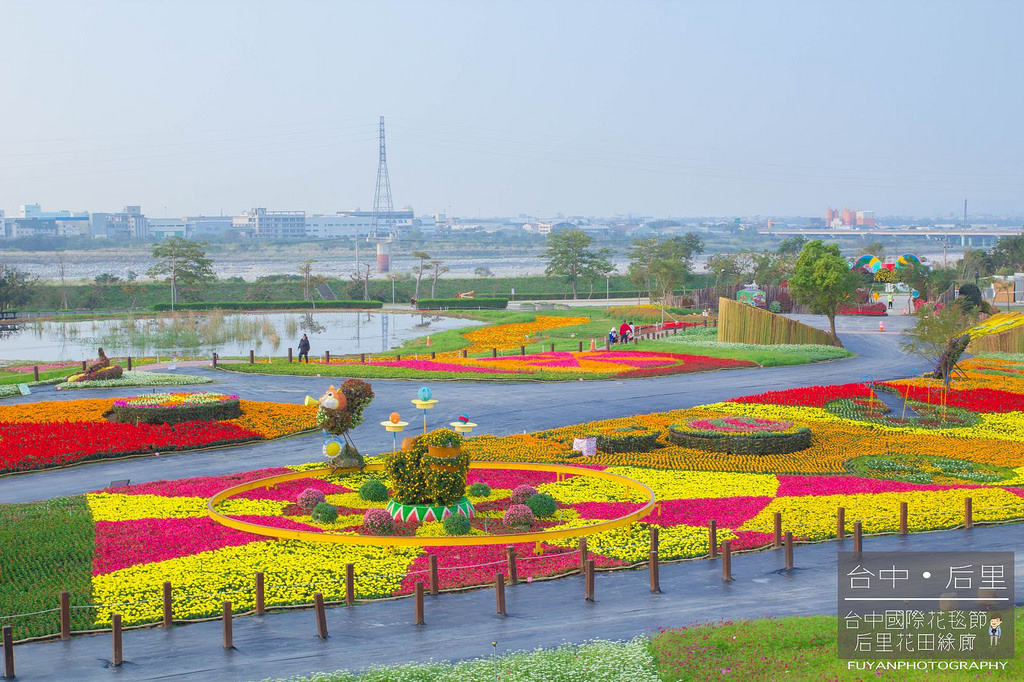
[
  {"xmin": 0, "ymin": 396, "xmax": 316, "ymax": 474},
  {"xmin": 5, "ymin": 359, "xmax": 1024, "ymax": 641}
]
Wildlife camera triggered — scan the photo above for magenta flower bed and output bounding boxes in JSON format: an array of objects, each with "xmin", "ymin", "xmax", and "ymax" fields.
[
  {"xmin": 2, "ymin": 361, "xmax": 79, "ymax": 373},
  {"xmin": 370, "ymin": 360, "xmax": 519, "ymax": 374},
  {"xmin": 573, "ymin": 497, "xmax": 773, "ymax": 528},
  {"xmin": 466, "ymin": 468, "xmax": 565, "ymax": 489},
  {"xmin": 774, "ymin": 475, "xmax": 981, "ymax": 497}
]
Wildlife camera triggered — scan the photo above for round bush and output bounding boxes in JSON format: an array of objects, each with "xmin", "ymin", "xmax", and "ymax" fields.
[
  {"xmin": 359, "ymin": 479, "xmax": 389, "ymax": 502},
  {"xmin": 503, "ymin": 504, "xmax": 535, "ymax": 529},
  {"xmin": 297, "ymin": 488, "xmax": 326, "ymax": 512},
  {"xmin": 525, "ymin": 492, "xmax": 557, "ymax": 518},
  {"xmin": 311, "ymin": 501, "xmax": 339, "ymax": 523},
  {"xmin": 510, "ymin": 484, "xmax": 538, "ymax": 505},
  {"xmin": 442, "ymin": 513, "xmax": 472, "ymax": 535},
  {"xmin": 363, "ymin": 508, "xmax": 395, "ymax": 535},
  {"xmin": 467, "ymin": 482, "xmax": 491, "ymax": 498}
]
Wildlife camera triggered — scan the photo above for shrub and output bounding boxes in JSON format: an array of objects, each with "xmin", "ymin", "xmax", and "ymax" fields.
[
  {"xmin": 959, "ymin": 283, "xmax": 983, "ymax": 310},
  {"xmin": 311, "ymin": 501, "xmax": 339, "ymax": 523},
  {"xmin": 359, "ymin": 479, "xmax": 389, "ymax": 502},
  {"xmin": 525, "ymin": 493, "xmax": 557, "ymax": 518},
  {"xmin": 467, "ymin": 482, "xmax": 491, "ymax": 498},
  {"xmin": 363, "ymin": 508, "xmax": 394, "ymax": 535},
  {"xmin": 510, "ymin": 484, "xmax": 538, "ymax": 505},
  {"xmin": 152, "ymin": 300, "xmax": 381, "ymax": 312},
  {"xmin": 297, "ymin": 488, "xmax": 326, "ymax": 512},
  {"xmin": 442, "ymin": 513, "xmax": 472, "ymax": 535},
  {"xmin": 775, "ymin": 290, "xmax": 792, "ymax": 312},
  {"xmin": 768, "ymin": 301, "xmax": 782, "ymax": 314},
  {"xmin": 591, "ymin": 426, "xmax": 660, "ymax": 453},
  {"xmin": 503, "ymin": 504, "xmax": 534, "ymax": 529},
  {"xmin": 415, "ymin": 297, "xmax": 509, "ymax": 310},
  {"xmin": 108, "ymin": 394, "xmax": 242, "ymax": 425}
]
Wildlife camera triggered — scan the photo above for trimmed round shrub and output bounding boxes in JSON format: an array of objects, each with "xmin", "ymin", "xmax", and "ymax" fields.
[
  {"xmin": 503, "ymin": 504, "xmax": 535, "ymax": 529},
  {"xmin": 297, "ymin": 488, "xmax": 326, "ymax": 512},
  {"xmin": 363, "ymin": 508, "xmax": 394, "ymax": 535},
  {"xmin": 467, "ymin": 482, "xmax": 491, "ymax": 498},
  {"xmin": 525, "ymin": 493, "xmax": 557, "ymax": 518},
  {"xmin": 442, "ymin": 513, "xmax": 472, "ymax": 535},
  {"xmin": 311, "ymin": 501, "xmax": 339, "ymax": 523},
  {"xmin": 359, "ymin": 479, "xmax": 389, "ymax": 502},
  {"xmin": 510, "ymin": 484, "xmax": 538, "ymax": 505},
  {"xmin": 768, "ymin": 301, "xmax": 782, "ymax": 314}
]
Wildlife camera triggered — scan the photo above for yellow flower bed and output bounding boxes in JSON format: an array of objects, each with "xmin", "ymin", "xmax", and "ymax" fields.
[
  {"xmin": 91, "ymin": 541, "xmax": 421, "ymax": 626},
  {"xmin": 457, "ymin": 315, "xmax": 590, "ymax": 352},
  {"xmin": 742, "ymin": 488, "xmax": 1024, "ymax": 540},
  {"xmin": 544, "ymin": 518, "xmax": 737, "ymax": 563},
  {"xmin": 966, "ymin": 312, "xmax": 1024, "ymax": 339},
  {"xmin": 87, "ymin": 493, "xmax": 290, "ymax": 522}
]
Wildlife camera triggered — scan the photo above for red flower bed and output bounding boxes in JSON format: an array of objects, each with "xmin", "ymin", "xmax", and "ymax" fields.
[
  {"xmin": 881, "ymin": 384, "xmax": 1024, "ymax": 414},
  {"xmin": 0, "ymin": 420, "xmax": 262, "ymax": 473},
  {"xmin": 617, "ymin": 353, "xmax": 755, "ymax": 379},
  {"xmin": 838, "ymin": 302, "xmax": 887, "ymax": 315},
  {"xmin": 730, "ymin": 383, "xmax": 874, "ymax": 408}
]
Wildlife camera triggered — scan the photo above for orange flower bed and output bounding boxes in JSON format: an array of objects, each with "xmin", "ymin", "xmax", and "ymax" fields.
[
  {"xmin": 0, "ymin": 399, "xmax": 113, "ymax": 424},
  {"xmin": 228, "ymin": 401, "xmax": 318, "ymax": 439}
]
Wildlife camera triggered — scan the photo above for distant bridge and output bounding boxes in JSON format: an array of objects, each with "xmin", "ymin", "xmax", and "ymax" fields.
[{"xmin": 758, "ymin": 228, "xmax": 1021, "ymax": 248}]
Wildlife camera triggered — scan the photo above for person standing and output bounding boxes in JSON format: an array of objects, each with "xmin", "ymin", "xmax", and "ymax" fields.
[
  {"xmin": 619, "ymin": 320, "xmax": 631, "ymax": 344},
  {"xmin": 298, "ymin": 333, "xmax": 311, "ymax": 363},
  {"xmin": 887, "ymin": 293, "xmax": 894, "ymax": 310}
]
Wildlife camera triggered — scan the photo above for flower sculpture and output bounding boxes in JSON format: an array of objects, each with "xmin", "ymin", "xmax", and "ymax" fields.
[
  {"xmin": 383, "ymin": 428, "xmax": 474, "ymax": 522},
  {"xmin": 67, "ymin": 348, "xmax": 123, "ymax": 383},
  {"xmin": 306, "ymin": 379, "xmax": 375, "ymax": 469}
]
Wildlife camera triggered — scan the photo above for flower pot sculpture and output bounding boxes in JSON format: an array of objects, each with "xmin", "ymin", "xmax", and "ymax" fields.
[
  {"xmin": 383, "ymin": 428, "xmax": 474, "ymax": 522},
  {"xmin": 307, "ymin": 380, "xmax": 375, "ymax": 469}
]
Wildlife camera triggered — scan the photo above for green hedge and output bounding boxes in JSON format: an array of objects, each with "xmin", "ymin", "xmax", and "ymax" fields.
[
  {"xmin": 591, "ymin": 427, "xmax": 661, "ymax": 453},
  {"xmin": 107, "ymin": 399, "xmax": 242, "ymax": 425},
  {"xmin": 415, "ymin": 298, "xmax": 509, "ymax": 310},
  {"xmin": 152, "ymin": 300, "xmax": 382, "ymax": 312},
  {"xmin": 666, "ymin": 425, "xmax": 812, "ymax": 455}
]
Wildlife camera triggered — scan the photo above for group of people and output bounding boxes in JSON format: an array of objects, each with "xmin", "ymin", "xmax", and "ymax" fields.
[{"xmin": 608, "ymin": 320, "xmax": 636, "ymax": 345}]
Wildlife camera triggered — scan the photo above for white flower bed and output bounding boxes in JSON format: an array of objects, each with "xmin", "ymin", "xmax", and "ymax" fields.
[{"xmin": 55, "ymin": 371, "xmax": 212, "ymax": 391}]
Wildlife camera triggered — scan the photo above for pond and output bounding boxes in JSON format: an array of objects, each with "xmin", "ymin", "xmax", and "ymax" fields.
[{"xmin": 0, "ymin": 311, "xmax": 479, "ymax": 362}]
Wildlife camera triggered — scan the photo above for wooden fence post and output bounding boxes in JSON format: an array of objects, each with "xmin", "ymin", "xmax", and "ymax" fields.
[
  {"xmin": 325, "ymin": 350, "xmax": 331, "ymax": 364},
  {"xmin": 111, "ymin": 613, "xmax": 123, "ymax": 667},
  {"xmin": 60, "ymin": 591, "xmax": 71, "ymax": 640},
  {"xmin": 549, "ymin": 343, "xmax": 555, "ymax": 352},
  {"xmin": 854, "ymin": 521, "xmax": 863, "ymax": 557},
  {"xmin": 81, "ymin": 360, "xmax": 87, "ymax": 372},
  {"xmin": 837, "ymin": 507, "xmax": 846, "ymax": 540},
  {"xmin": 584, "ymin": 559, "xmax": 595, "ymax": 601},
  {"xmin": 255, "ymin": 572, "xmax": 265, "ymax": 615},
  {"xmin": 127, "ymin": 356, "xmax": 133, "ymax": 370},
  {"xmin": 33, "ymin": 365, "xmax": 39, "ymax": 381},
  {"xmin": 3, "ymin": 626, "xmax": 14, "ymax": 679},
  {"xmin": 578, "ymin": 537, "xmax": 588, "ymax": 573},
  {"xmin": 965, "ymin": 497, "xmax": 973, "ymax": 529},
  {"xmin": 360, "ymin": 353, "xmax": 366, "ymax": 363},
  {"xmin": 288, "ymin": 348, "xmax": 293, "ymax": 363},
  {"xmin": 709, "ymin": 520, "xmax": 717, "ymax": 558},
  {"xmin": 506, "ymin": 546, "xmax": 518, "ymax": 585},
  {"xmin": 314, "ymin": 592, "xmax": 328, "ymax": 639},
  {"xmin": 495, "ymin": 573, "xmax": 506, "ymax": 616},
  {"xmin": 249, "ymin": 350, "xmax": 254, "ymax": 364},
  {"xmin": 346, "ymin": 563, "xmax": 355, "ymax": 606},
  {"xmin": 721, "ymin": 541, "xmax": 733, "ymax": 582},
  {"xmin": 429, "ymin": 554, "xmax": 439, "ymax": 595},
  {"xmin": 492, "ymin": 348, "xmax": 497, "ymax": 358},
  {"xmin": 649, "ymin": 526, "xmax": 659, "ymax": 555},
  {"xmin": 899, "ymin": 501, "xmax": 908, "ymax": 535},
  {"xmin": 212, "ymin": 352, "xmax": 218, "ymax": 368},
  {"xmin": 649, "ymin": 549, "xmax": 661, "ymax": 593},
  {"xmin": 163, "ymin": 581, "xmax": 173, "ymax": 627},
  {"xmin": 773, "ymin": 511, "xmax": 782, "ymax": 548},
  {"xmin": 578, "ymin": 341, "xmax": 583, "ymax": 352},
  {"xmin": 414, "ymin": 582, "xmax": 425, "ymax": 625},
  {"xmin": 520, "ymin": 345, "xmax": 525, "ymax": 356},
  {"xmin": 784, "ymin": 531, "xmax": 794, "ymax": 570},
  {"xmin": 222, "ymin": 601, "xmax": 233, "ymax": 649},
  {"xmin": 461, "ymin": 349, "xmax": 468, "ymax": 358}
]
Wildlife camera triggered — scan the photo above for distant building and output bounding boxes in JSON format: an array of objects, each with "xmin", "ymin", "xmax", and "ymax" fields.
[
  {"xmin": 186, "ymin": 215, "xmax": 233, "ymax": 237},
  {"xmin": 5, "ymin": 204, "xmax": 88, "ymax": 238},
  {"xmin": 105, "ymin": 206, "xmax": 148, "ymax": 239},
  {"xmin": 233, "ymin": 208, "xmax": 306, "ymax": 239},
  {"xmin": 0, "ymin": 210, "xmax": 6, "ymax": 238},
  {"xmin": 303, "ymin": 210, "xmax": 415, "ymax": 239},
  {"xmin": 147, "ymin": 217, "xmax": 188, "ymax": 239},
  {"xmin": 826, "ymin": 206, "xmax": 875, "ymax": 228}
]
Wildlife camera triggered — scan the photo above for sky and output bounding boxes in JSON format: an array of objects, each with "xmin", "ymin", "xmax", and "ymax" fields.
[{"xmin": 1, "ymin": 0, "xmax": 1022, "ymax": 220}]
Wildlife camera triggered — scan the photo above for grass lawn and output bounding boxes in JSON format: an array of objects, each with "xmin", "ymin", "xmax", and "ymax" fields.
[{"xmin": 0, "ymin": 367, "xmax": 72, "ymax": 386}]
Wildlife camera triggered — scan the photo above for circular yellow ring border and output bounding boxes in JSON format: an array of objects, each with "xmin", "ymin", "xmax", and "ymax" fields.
[{"xmin": 207, "ymin": 462, "xmax": 655, "ymax": 547}]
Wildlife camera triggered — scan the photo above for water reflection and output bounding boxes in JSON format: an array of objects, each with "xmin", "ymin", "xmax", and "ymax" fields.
[{"xmin": 0, "ymin": 311, "xmax": 475, "ymax": 361}]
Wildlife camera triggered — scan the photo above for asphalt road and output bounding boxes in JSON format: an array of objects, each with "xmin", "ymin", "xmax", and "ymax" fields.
[{"xmin": 0, "ymin": 314, "xmax": 929, "ymax": 504}]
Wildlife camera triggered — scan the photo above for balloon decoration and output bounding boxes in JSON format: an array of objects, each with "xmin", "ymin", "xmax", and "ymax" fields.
[
  {"xmin": 390, "ymin": 412, "xmax": 401, "ymax": 424},
  {"xmin": 895, "ymin": 253, "xmax": 922, "ymax": 269},
  {"xmin": 457, "ymin": 414, "xmax": 470, "ymax": 424},
  {"xmin": 852, "ymin": 254, "xmax": 882, "ymax": 273},
  {"xmin": 418, "ymin": 387, "xmax": 432, "ymax": 401}
]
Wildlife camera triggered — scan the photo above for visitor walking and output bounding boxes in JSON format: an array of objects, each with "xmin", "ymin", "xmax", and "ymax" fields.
[{"xmin": 298, "ymin": 333, "xmax": 311, "ymax": 363}]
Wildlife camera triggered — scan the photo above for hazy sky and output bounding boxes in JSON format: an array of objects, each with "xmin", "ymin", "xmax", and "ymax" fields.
[{"xmin": 2, "ymin": 1, "xmax": 1021, "ymax": 219}]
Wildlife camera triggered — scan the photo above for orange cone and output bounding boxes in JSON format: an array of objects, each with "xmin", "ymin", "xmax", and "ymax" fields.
[
  {"xmin": 426, "ymin": 336, "xmax": 432, "ymax": 346},
  {"xmin": 879, "ymin": 321, "xmax": 886, "ymax": 332},
  {"xmin": 589, "ymin": 338, "xmax": 597, "ymax": 351}
]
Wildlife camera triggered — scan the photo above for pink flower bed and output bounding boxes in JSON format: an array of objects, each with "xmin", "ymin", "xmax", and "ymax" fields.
[
  {"xmin": 731, "ymin": 383, "xmax": 875, "ymax": 408},
  {"xmin": 687, "ymin": 416, "xmax": 791, "ymax": 433},
  {"xmin": 774, "ymin": 475, "xmax": 980, "ymax": 497},
  {"xmin": 101, "ymin": 468, "xmax": 293, "ymax": 498},
  {"xmin": 398, "ymin": 542, "xmax": 626, "ymax": 593},
  {"xmin": 466, "ymin": 468, "xmax": 566, "ymax": 489},
  {"xmin": 370, "ymin": 360, "xmax": 519, "ymax": 374},
  {"xmin": 2, "ymin": 361, "xmax": 79, "ymax": 373},
  {"xmin": 93, "ymin": 515, "xmax": 323, "ymax": 575},
  {"xmin": 573, "ymin": 497, "xmax": 774, "ymax": 528}
]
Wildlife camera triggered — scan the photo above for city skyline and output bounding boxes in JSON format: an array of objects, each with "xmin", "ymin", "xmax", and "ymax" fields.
[{"xmin": 2, "ymin": 1, "xmax": 1022, "ymax": 218}]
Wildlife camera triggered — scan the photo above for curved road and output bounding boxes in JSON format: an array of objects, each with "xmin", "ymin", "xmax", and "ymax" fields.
[{"xmin": 0, "ymin": 315, "xmax": 928, "ymax": 503}]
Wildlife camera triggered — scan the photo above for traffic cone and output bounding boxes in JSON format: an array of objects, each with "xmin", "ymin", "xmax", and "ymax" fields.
[
  {"xmin": 589, "ymin": 338, "xmax": 597, "ymax": 351},
  {"xmin": 426, "ymin": 336, "xmax": 431, "ymax": 346},
  {"xmin": 879, "ymin": 321, "xmax": 886, "ymax": 332}
]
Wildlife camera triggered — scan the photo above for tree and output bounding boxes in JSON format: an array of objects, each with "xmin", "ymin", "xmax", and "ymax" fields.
[
  {"xmin": 788, "ymin": 240, "xmax": 860, "ymax": 345},
  {"xmin": 626, "ymin": 238, "xmax": 659, "ymax": 299},
  {"xmin": 900, "ymin": 302, "xmax": 980, "ymax": 380},
  {"xmin": 146, "ymin": 237, "xmax": 215, "ymax": 311},
  {"xmin": 411, "ymin": 251, "xmax": 430, "ymax": 301},
  {"xmin": 991, "ymin": 234, "xmax": 1024, "ymax": 272},
  {"xmin": 429, "ymin": 260, "xmax": 449, "ymax": 298},
  {"xmin": 473, "ymin": 266, "xmax": 494, "ymax": 278},
  {"xmin": 706, "ymin": 252, "xmax": 757, "ymax": 287},
  {"xmin": 298, "ymin": 259, "xmax": 317, "ymax": 301},
  {"xmin": 95, "ymin": 273, "xmax": 121, "ymax": 285},
  {"xmin": 56, "ymin": 253, "xmax": 69, "ymax": 310},
  {"xmin": 645, "ymin": 234, "xmax": 704, "ymax": 302},
  {"xmin": 0, "ymin": 263, "xmax": 36, "ymax": 311},
  {"xmin": 776, "ymin": 235, "xmax": 807, "ymax": 256},
  {"xmin": 542, "ymin": 229, "xmax": 613, "ymax": 299},
  {"xmin": 861, "ymin": 241, "xmax": 888, "ymax": 262}
]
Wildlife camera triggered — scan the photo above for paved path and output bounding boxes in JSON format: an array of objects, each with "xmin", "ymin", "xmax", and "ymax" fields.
[
  {"xmin": 9, "ymin": 524, "xmax": 1023, "ymax": 681},
  {"xmin": 0, "ymin": 315, "xmax": 928, "ymax": 504}
]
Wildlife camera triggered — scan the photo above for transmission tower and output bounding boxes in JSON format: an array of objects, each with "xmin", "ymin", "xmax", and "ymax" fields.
[{"xmin": 370, "ymin": 115, "xmax": 394, "ymax": 273}]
